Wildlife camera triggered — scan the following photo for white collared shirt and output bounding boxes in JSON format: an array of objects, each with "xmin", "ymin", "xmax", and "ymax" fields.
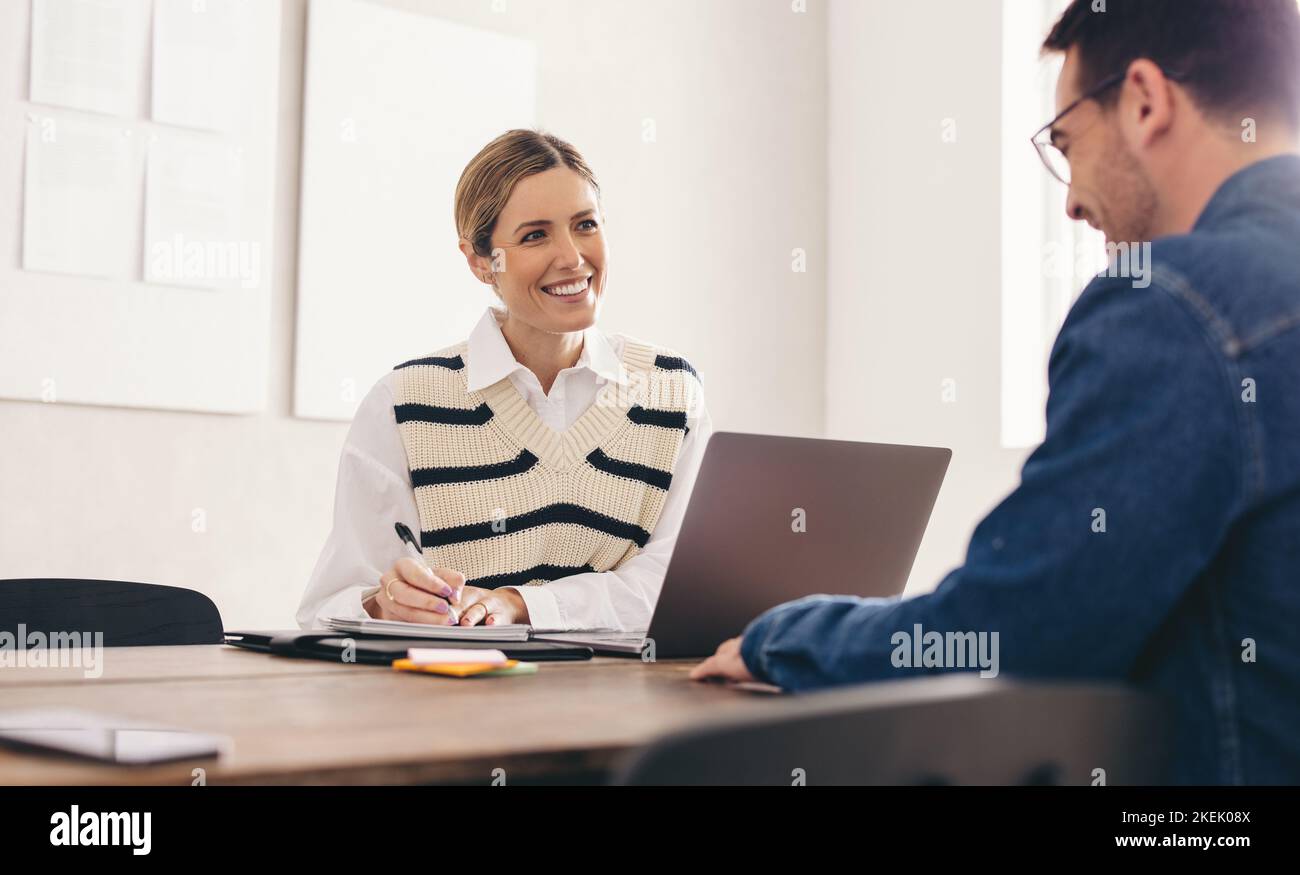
[{"xmin": 295, "ymin": 307, "xmax": 712, "ymax": 632}]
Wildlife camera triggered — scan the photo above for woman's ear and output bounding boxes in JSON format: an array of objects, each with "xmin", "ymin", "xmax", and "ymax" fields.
[{"xmin": 458, "ymin": 238, "xmax": 495, "ymax": 286}]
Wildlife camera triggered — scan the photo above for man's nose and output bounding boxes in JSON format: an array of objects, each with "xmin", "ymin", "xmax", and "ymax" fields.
[{"xmin": 1065, "ymin": 190, "xmax": 1087, "ymax": 222}]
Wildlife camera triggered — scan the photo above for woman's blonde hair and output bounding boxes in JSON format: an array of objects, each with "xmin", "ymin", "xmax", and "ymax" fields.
[{"xmin": 454, "ymin": 129, "xmax": 601, "ymax": 258}]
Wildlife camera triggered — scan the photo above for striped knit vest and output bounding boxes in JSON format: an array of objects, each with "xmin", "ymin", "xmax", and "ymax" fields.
[{"xmin": 391, "ymin": 337, "xmax": 701, "ymax": 591}]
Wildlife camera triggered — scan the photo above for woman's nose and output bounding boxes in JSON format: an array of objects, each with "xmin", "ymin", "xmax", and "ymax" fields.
[{"xmin": 554, "ymin": 233, "xmax": 585, "ymax": 268}]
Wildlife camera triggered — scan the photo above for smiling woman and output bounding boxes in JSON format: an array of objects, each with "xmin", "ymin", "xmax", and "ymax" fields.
[
  {"xmin": 295, "ymin": 130, "xmax": 713, "ymax": 635},
  {"xmin": 454, "ymin": 131, "xmax": 609, "ymax": 351}
]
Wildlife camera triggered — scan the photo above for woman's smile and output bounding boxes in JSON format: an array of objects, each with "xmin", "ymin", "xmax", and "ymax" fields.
[{"xmin": 540, "ymin": 272, "xmax": 594, "ymax": 300}]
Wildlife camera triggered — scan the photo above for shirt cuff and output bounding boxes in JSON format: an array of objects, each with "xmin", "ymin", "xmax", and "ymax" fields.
[
  {"xmin": 739, "ymin": 597, "xmax": 820, "ymax": 683},
  {"xmin": 515, "ymin": 585, "xmax": 564, "ymax": 632},
  {"xmin": 303, "ymin": 585, "xmax": 379, "ymax": 630},
  {"xmin": 740, "ymin": 610, "xmax": 779, "ymax": 684}
]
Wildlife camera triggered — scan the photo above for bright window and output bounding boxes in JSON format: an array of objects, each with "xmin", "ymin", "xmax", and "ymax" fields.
[{"xmin": 1000, "ymin": 0, "xmax": 1106, "ymax": 449}]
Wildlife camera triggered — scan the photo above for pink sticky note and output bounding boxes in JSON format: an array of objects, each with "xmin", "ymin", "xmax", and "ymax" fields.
[{"xmin": 406, "ymin": 648, "xmax": 508, "ymax": 665}]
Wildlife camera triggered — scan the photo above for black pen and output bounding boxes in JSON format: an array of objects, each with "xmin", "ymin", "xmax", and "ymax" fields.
[{"xmin": 393, "ymin": 522, "xmax": 459, "ymax": 624}]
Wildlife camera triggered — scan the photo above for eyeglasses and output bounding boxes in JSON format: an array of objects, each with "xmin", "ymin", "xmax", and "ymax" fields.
[{"xmin": 1031, "ymin": 67, "xmax": 1188, "ymax": 185}]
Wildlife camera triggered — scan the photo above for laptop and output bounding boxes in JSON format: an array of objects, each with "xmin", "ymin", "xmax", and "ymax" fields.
[{"xmin": 533, "ymin": 431, "xmax": 951, "ymax": 658}]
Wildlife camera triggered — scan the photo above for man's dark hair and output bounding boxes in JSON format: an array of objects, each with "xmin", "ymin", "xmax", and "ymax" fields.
[{"xmin": 1043, "ymin": 0, "xmax": 1300, "ymax": 129}]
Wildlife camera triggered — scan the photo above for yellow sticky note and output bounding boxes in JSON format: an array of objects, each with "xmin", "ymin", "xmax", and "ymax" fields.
[{"xmin": 392, "ymin": 658, "xmax": 520, "ymax": 678}]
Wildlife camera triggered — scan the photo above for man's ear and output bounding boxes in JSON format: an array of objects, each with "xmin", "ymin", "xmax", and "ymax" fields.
[
  {"xmin": 458, "ymin": 238, "xmax": 495, "ymax": 286},
  {"xmin": 1120, "ymin": 58, "xmax": 1177, "ymax": 150}
]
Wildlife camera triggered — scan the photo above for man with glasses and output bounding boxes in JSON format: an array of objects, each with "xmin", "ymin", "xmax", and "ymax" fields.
[{"xmin": 694, "ymin": 0, "xmax": 1300, "ymax": 785}]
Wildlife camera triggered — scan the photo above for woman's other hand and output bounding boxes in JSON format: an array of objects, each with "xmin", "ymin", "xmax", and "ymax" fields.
[{"xmin": 454, "ymin": 586, "xmax": 530, "ymax": 626}]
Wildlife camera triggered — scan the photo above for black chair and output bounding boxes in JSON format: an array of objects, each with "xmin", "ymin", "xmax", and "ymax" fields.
[
  {"xmin": 615, "ymin": 674, "xmax": 1168, "ymax": 785},
  {"xmin": 0, "ymin": 578, "xmax": 224, "ymax": 646}
]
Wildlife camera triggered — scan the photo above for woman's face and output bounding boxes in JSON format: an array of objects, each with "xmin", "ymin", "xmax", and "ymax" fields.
[{"xmin": 474, "ymin": 166, "xmax": 607, "ymax": 336}]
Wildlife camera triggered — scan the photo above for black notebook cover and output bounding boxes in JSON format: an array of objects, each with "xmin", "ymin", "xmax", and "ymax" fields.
[{"xmin": 224, "ymin": 631, "xmax": 593, "ymax": 664}]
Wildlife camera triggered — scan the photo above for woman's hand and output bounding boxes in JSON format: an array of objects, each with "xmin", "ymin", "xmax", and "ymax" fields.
[
  {"xmin": 367, "ymin": 558, "xmax": 465, "ymax": 624},
  {"xmin": 454, "ymin": 586, "xmax": 530, "ymax": 626}
]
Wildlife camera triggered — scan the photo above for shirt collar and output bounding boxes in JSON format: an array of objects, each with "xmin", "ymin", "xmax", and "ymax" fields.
[
  {"xmin": 465, "ymin": 306, "xmax": 628, "ymax": 392},
  {"xmin": 1195, "ymin": 154, "xmax": 1300, "ymax": 232}
]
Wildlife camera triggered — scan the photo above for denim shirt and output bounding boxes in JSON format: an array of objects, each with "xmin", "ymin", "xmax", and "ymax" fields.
[{"xmin": 740, "ymin": 155, "xmax": 1300, "ymax": 785}]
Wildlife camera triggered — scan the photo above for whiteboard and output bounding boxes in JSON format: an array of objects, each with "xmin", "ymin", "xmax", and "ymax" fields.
[
  {"xmin": 294, "ymin": 0, "xmax": 537, "ymax": 420},
  {"xmin": 0, "ymin": 0, "xmax": 281, "ymax": 414}
]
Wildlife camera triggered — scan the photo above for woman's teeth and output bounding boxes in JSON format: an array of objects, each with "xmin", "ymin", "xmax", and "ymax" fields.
[{"xmin": 542, "ymin": 276, "xmax": 590, "ymax": 297}]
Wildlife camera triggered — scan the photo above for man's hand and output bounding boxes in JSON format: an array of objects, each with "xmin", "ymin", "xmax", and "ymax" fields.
[{"xmin": 689, "ymin": 636, "xmax": 755, "ymax": 683}]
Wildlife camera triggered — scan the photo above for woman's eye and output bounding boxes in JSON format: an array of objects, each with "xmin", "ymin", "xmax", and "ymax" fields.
[
  {"xmin": 578, "ymin": 219, "xmax": 598, "ymax": 231},
  {"xmin": 522, "ymin": 230, "xmax": 545, "ymax": 243}
]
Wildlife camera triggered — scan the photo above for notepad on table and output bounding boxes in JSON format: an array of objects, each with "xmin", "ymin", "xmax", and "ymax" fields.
[{"xmin": 324, "ymin": 616, "xmax": 531, "ymax": 642}]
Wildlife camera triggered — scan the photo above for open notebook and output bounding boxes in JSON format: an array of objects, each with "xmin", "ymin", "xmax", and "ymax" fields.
[{"xmin": 324, "ymin": 616, "xmax": 533, "ymax": 642}]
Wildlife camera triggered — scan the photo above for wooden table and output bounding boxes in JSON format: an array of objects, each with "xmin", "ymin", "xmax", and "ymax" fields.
[{"xmin": 0, "ymin": 645, "xmax": 788, "ymax": 785}]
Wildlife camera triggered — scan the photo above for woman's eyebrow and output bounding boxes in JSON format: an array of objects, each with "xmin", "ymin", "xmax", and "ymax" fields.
[{"xmin": 512, "ymin": 210, "xmax": 596, "ymax": 234}]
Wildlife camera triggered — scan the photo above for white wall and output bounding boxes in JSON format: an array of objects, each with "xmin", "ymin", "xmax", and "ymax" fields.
[
  {"xmin": 826, "ymin": 0, "xmax": 1032, "ymax": 595},
  {"xmin": 3, "ymin": 0, "xmax": 1038, "ymax": 626},
  {"xmin": 0, "ymin": 0, "xmax": 828, "ymax": 629}
]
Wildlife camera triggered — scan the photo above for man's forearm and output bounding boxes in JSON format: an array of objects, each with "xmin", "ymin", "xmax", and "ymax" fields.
[{"xmin": 741, "ymin": 594, "xmax": 909, "ymax": 689}]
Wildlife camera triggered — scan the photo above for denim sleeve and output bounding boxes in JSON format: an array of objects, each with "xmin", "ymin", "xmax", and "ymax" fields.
[{"xmin": 740, "ymin": 276, "xmax": 1245, "ymax": 690}]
